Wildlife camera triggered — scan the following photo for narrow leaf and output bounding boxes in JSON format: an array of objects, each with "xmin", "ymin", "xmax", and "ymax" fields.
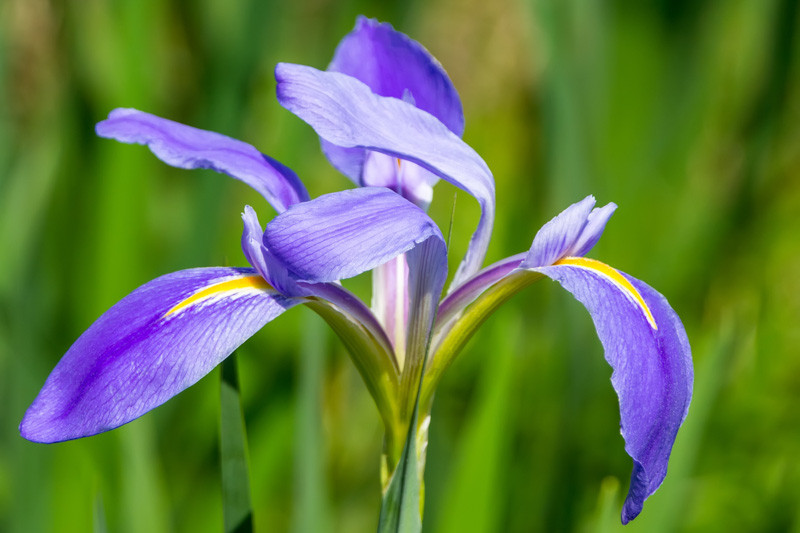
[
  {"xmin": 220, "ymin": 353, "xmax": 253, "ymax": 533},
  {"xmin": 377, "ymin": 400, "xmax": 422, "ymax": 533}
]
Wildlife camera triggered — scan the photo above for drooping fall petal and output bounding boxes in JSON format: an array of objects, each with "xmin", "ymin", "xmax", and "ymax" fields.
[
  {"xmin": 21, "ymin": 268, "xmax": 295, "ymax": 443},
  {"xmin": 429, "ymin": 196, "xmax": 692, "ymax": 524},
  {"xmin": 533, "ymin": 259, "xmax": 692, "ymax": 523}
]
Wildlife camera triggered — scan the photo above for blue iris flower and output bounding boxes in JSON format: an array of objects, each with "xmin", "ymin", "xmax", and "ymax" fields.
[{"xmin": 21, "ymin": 17, "xmax": 692, "ymax": 525}]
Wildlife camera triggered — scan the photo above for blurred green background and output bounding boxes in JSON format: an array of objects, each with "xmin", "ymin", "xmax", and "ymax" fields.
[{"xmin": 2, "ymin": 0, "xmax": 799, "ymax": 531}]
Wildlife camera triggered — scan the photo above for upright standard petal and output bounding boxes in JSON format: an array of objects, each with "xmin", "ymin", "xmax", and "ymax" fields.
[
  {"xmin": 96, "ymin": 108, "xmax": 310, "ymax": 213},
  {"xmin": 323, "ymin": 16, "xmax": 464, "ymax": 185},
  {"xmin": 21, "ymin": 268, "xmax": 297, "ymax": 443},
  {"xmin": 329, "ymin": 16, "xmax": 464, "ymax": 135},
  {"xmin": 533, "ymin": 259, "xmax": 693, "ymax": 523},
  {"xmin": 264, "ymin": 187, "xmax": 445, "ymax": 284},
  {"xmin": 275, "ymin": 63, "xmax": 494, "ymax": 287}
]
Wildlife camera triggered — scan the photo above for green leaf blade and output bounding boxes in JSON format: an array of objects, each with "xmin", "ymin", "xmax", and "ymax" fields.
[{"xmin": 220, "ymin": 353, "xmax": 253, "ymax": 533}]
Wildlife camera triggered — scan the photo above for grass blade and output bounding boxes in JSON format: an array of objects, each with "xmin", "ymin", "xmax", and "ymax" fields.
[{"xmin": 220, "ymin": 353, "xmax": 254, "ymax": 533}]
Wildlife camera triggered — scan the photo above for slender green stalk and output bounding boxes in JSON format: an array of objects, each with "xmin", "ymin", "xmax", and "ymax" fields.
[{"xmin": 220, "ymin": 353, "xmax": 253, "ymax": 533}]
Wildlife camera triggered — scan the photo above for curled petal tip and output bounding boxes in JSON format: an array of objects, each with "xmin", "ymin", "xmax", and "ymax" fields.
[
  {"xmin": 621, "ymin": 473, "xmax": 649, "ymax": 523},
  {"xmin": 523, "ymin": 196, "xmax": 596, "ymax": 268},
  {"xmin": 568, "ymin": 202, "xmax": 617, "ymax": 258},
  {"xmin": 241, "ymin": 204, "xmax": 258, "ymax": 221},
  {"xmin": 19, "ymin": 415, "xmax": 57, "ymax": 444}
]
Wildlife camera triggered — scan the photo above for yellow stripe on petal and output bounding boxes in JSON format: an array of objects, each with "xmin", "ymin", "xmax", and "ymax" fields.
[
  {"xmin": 554, "ymin": 257, "xmax": 658, "ymax": 330},
  {"xmin": 165, "ymin": 275, "xmax": 273, "ymax": 317}
]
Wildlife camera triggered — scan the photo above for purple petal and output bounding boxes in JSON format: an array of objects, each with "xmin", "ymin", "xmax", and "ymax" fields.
[
  {"xmin": 533, "ymin": 260, "xmax": 693, "ymax": 523},
  {"xmin": 521, "ymin": 196, "xmax": 596, "ymax": 268},
  {"xmin": 275, "ymin": 63, "xmax": 494, "ymax": 287},
  {"xmin": 567, "ymin": 203, "xmax": 618, "ymax": 258},
  {"xmin": 361, "ymin": 151, "xmax": 435, "ymax": 209},
  {"xmin": 264, "ymin": 187, "xmax": 445, "ymax": 284},
  {"xmin": 319, "ymin": 141, "xmax": 365, "ymax": 187},
  {"xmin": 405, "ymin": 235, "xmax": 448, "ymax": 361},
  {"xmin": 330, "ymin": 16, "xmax": 464, "ymax": 135},
  {"xmin": 241, "ymin": 206, "xmax": 270, "ymax": 280},
  {"xmin": 21, "ymin": 268, "xmax": 297, "ymax": 443},
  {"xmin": 323, "ymin": 16, "xmax": 464, "ymax": 184},
  {"xmin": 372, "ymin": 256, "xmax": 410, "ymax": 354},
  {"xmin": 241, "ymin": 206, "xmax": 305, "ymax": 297},
  {"xmin": 96, "ymin": 108, "xmax": 309, "ymax": 213}
]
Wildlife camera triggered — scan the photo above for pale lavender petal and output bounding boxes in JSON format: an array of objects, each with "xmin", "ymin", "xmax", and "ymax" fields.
[
  {"xmin": 241, "ymin": 205, "xmax": 270, "ymax": 279},
  {"xmin": 521, "ymin": 196, "xmax": 595, "ymax": 268},
  {"xmin": 241, "ymin": 206, "xmax": 305, "ymax": 297},
  {"xmin": 360, "ymin": 150, "xmax": 399, "ymax": 189},
  {"xmin": 264, "ymin": 187, "xmax": 445, "ymax": 284},
  {"xmin": 21, "ymin": 268, "xmax": 297, "ymax": 443},
  {"xmin": 323, "ymin": 16, "xmax": 464, "ymax": 184},
  {"xmin": 566, "ymin": 203, "xmax": 617, "ymax": 258},
  {"xmin": 394, "ymin": 158, "xmax": 437, "ymax": 209},
  {"xmin": 371, "ymin": 256, "xmax": 410, "ymax": 354},
  {"xmin": 275, "ymin": 63, "xmax": 494, "ymax": 287},
  {"xmin": 532, "ymin": 262, "xmax": 693, "ymax": 524},
  {"xmin": 361, "ymin": 152, "xmax": 434, "ymax": 209},
  {"xmin": 96, "ymin": 108, "xmax": 309, "ymax": 212},
  {"xmin": 405, "ymin": 234, "xmax": 448, "ymax": 365}
]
